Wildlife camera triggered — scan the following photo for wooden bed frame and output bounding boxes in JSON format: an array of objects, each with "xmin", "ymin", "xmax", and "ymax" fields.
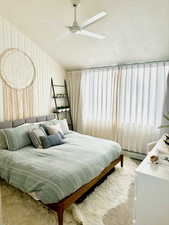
[{"xmin": 47, "ymin": 154, "xmax": 123, "ymax": 225}]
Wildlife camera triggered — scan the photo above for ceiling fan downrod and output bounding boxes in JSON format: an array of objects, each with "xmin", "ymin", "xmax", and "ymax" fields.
[{"xmin": 72, "ymin": 3, "xmax": 81, "ymax": 32}]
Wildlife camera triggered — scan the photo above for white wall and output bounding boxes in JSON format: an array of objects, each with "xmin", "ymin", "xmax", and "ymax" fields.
[{"xmin": 0, "ymin": 16, "xmax": 65, "ymax": 121}]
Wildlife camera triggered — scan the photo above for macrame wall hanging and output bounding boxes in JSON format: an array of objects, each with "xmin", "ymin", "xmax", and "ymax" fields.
[{"xmin": 0, "ymin": 48, "xmax": 36, "ymax": 120}]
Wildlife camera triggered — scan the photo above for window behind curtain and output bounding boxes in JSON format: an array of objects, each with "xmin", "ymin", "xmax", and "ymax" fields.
[{"xmin": 67, "ymin": 62, "xmax": 169, "ymax": 154}]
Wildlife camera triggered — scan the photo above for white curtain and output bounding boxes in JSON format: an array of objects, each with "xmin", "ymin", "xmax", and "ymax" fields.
[
  {"xmin": 117, "ymin": 63, "xmax": 169, "ymax": 153},
  {"xmin": 66, "ymin": 71, "xmax": 83, "ymax": 131},
  {"xmin": 67, "ymin": 62, "xmax": 169, "ymax": 154}
]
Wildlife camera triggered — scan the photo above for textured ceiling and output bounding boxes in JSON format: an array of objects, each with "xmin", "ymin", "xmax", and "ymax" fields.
[{"xmin": 0, "ymin": 0, "xmax": 169, "ymax": 70}]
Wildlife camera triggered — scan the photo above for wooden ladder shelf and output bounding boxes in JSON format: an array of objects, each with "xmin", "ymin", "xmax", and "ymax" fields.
[{"xmin": 51, "ymin": 78, "xmax": 73, "ymax": 130}]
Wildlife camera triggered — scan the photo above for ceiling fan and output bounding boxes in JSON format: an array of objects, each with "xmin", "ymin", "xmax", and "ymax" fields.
[{"xmin": 57, "ymin": 0, "xmax": 107, "ymax": 40}]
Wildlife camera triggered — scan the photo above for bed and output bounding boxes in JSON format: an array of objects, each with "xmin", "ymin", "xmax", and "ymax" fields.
[{"xmin": 0, "ymin": 115, "xmax": 123, "ymax": 225}]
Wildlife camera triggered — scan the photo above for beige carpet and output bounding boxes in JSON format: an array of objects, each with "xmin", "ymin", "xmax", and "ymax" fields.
[{"xmin": 0, "ymin": 157, "xmax": 138, "ymax": 225}]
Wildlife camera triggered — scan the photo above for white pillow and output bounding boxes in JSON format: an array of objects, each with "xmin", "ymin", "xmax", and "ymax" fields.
[
  {"xmin": 58, "ymin": 119, "xmax": 69, "ymax": 134},
  {"xmin": 52, "ymin": 119, "xmax": 69, "ymax": 134}
]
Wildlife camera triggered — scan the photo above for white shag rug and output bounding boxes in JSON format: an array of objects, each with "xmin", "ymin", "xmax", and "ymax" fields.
[{"xmin": 0, "ymin": 157, "xmax": 137, "ymax": 225}]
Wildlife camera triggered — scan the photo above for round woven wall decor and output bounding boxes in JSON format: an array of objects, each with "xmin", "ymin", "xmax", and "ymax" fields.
[{"xmin": 0, "ymin": 48, "xmax": 36, "ymax": 89}]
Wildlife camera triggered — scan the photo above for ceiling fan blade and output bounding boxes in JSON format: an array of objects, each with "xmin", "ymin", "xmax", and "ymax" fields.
[
  {"xmin": 77, "ymin": 30, "xmax": 106, "ymax": 39},
  {"xmin": 56, "ymin": 31, "xmax": 70, "ymax": 41},
  {"xmin": 81, "ymin": 11, "xmax": 107, "ymax": 29}
]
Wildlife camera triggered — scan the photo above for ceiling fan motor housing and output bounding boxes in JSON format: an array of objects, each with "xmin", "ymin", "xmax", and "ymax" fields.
[
  {"xmin": 69, "ymin": 22, "xmax": 81, "ymax": 33},
  {"xmin": 71, "ymin": 0, "xmax": 80, "ymax": 7}
]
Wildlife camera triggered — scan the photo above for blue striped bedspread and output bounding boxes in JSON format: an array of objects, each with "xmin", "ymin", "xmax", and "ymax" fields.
[{"xmin": 0, "ymin": 131, "xmax": 121, "ymax": 204}]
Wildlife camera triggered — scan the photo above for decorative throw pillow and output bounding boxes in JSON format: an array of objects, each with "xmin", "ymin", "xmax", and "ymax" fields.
[
  {"xmin": 29, "ymin": 127, "xmax": 47, "ymax": 148},
  {"xmin": 3, "ymin": 125, "xmax": 32, "ymax": 151},
  {"xmin": 0, "ymin": 130, "xmax": 7, "ymax": 149},
  {"xmin": 44, "ymin": 129, "xmax": 64, "ymax": 139},
  {"xmin": 40, "ymin": 124, "xmax": 52, "ymax": 135},
  {"xmin": 46, "ymin": 124, "xmax": 64, "ymax": 136},
  {"xmin": 40, "ymin": 133, "xmax": 64, "ymax": 149}
]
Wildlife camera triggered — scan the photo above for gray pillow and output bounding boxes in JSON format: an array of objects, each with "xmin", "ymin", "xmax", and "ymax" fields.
[
  {"xmin": 3, "ymin": 125, "xmax": 32, "ymax": 151},
  {"xmin": 0, "ymin": 130, "xmax": 7, "ymax": 149},
  {"xmin": 29, "ymin": 127, "xmax": 47, "ymax": 148},
  {"xmin": 40, "ymin": 134, "xmax": 64, "ymax": 149}
]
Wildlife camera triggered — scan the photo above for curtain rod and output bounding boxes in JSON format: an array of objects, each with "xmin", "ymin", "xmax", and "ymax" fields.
[{"xmin": 66, "ymin": 59, "xmax": 169, "ymax": 72}]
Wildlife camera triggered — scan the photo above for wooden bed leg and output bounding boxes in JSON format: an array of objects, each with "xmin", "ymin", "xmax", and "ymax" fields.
[
  {"xmin": 121, "ymin": 155, "xmax": 124, "ymax": 167},
  {"xmin": 57, "ymin": 207, "xmax": 64, "ymax": 225}
]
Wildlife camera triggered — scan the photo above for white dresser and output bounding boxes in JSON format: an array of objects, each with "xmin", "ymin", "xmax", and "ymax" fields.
[{"xmin": 135, "ymin": 148, "xmax": 169, "ymax": 225}]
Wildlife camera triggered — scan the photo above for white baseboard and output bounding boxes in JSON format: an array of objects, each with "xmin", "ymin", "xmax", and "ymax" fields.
[{"xmin": 122, "ymin": 149, "xmax": 146, "ymax": 161}]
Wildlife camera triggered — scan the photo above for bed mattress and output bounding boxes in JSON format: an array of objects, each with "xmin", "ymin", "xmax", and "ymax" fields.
[{"xmin": 0, "ymin": 131, "xmax": 121, "ymax": 204}]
